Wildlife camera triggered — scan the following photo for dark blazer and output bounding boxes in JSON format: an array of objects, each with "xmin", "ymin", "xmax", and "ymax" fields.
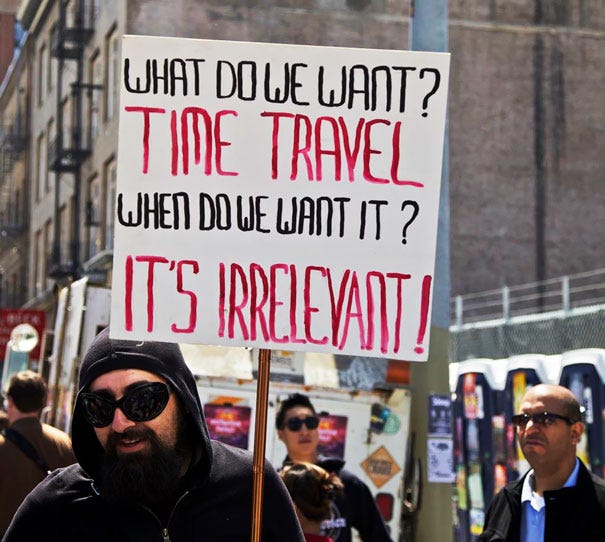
[{"xmin": 479, "ymin": 460, "xmax": 605, "ymax": 542}]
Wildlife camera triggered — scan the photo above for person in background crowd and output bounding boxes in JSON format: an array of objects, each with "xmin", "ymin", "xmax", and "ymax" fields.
[
  {"xmin": 480, "ymin": 384, "xmax": 605, "ymax": 541},
  {"xmin": 3, "ymin": 328, "xmax": 304, "ymax": 541},
  {"xmin": 0, "ymin": 370, "xmax": 75, "ymax": 536},
  {"xmin": 0, "ymin": 408, "xmax": 8, "ymax": 430},
  {"xmin": 276, "ymin": 393, "xmax": 392, "ymax": 542},
  {"xmin": 281, "ymin": 462, "xmax": 344, "ymax": 542}
]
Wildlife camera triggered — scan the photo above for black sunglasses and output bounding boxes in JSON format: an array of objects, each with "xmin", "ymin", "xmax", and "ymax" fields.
[
  {"xmin": 511, "ymin": 412, "xmax": 575, "ymax": 428},
  {"xmin": 80, "ymin": 382, "xmax": 170, "ymax": 428},
  {"xmin": 285, "ymin": 416, "xmax": 320, "ymax": 431}
]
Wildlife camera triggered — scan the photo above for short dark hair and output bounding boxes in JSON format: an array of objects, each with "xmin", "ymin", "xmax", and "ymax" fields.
[
  {"xmin": 275, "ymin": 393, "xmax": 316, "ymax": 430},
  {"xmin": 7, "ymin": 370, "xmax": 47, "ymax": 413}
]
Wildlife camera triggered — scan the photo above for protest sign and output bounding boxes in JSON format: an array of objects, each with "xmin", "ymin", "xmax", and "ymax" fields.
[{"xmin": 110, "ymin": 36, "xmax": 450, "ymax": 361}]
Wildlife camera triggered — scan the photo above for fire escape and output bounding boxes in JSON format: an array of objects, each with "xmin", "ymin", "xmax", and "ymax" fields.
[
  {"xmin": 0, "ymin": 112, "xmax": 27, "ymax": 241},
  {"xmin": 47, "ymin": 0, "xmax": 96, "ymax": 280},
  {"xmin": 0, "ymin": 90, "xmax": 28, "ymax": 307}
]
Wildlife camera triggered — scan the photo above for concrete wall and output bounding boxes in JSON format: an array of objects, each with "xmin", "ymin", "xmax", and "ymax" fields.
[
  {"xmin": 449, "ymin": 1, "xmax": 605, "ymax": 294},
  {"xmin": 126, "ymin": 0, "xmax": 410, "ymax": 48}
]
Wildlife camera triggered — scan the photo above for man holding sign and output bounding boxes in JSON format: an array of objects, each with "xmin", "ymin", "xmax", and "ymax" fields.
[{"xmin": 3, "ymin": 329, "xmax": 304, "ymax": 541}]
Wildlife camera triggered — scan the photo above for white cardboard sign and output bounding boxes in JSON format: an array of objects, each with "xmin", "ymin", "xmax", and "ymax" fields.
[{"xmin": 109, "ymin": 35, "xmax": 450, "ymax": 361}]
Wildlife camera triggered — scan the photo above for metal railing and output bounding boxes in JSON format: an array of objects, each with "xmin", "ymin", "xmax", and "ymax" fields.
[
  {"xmin": 48, "ymin": 128, "xmax": 91, "ymax": 172},
  {"xmin": 50, "ymin": 0, "xmax": 96, "ymax": 59},
  {"xmin": 451, "ymin": 268, "xmax": 605, "ymax": 328},
  {"xmin": 45, "ymin": 241, "xmax": 76, "ymax": 280}
]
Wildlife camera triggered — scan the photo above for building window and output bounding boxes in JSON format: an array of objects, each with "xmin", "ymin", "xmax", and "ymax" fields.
[
  {"xmin": 44, "ymin": 220, "xmax": 52, "ymax": 281},
  {"xmin": 61, "ymin": 97, "xmax": 71, "ymax": 150},
  {"xmin": 11, "ymin": 272, "xmax": 19, "ymax": 306},
  {"xmin": 34, "ymin": 229, "xmax": 43, "ymax": 295},
  {"xmin": 36, "ymin": 132, "xmax": 47, "ymax": 202},
  {"xmin": 14, "ymin": 188, "xmax": 21, "ymax": 226},
  {"xmin": 47, "ymin": 28, "xmax": 55, "ymax": 93},
  {"xmin": 47, "ymin": 118, "xmax": 55, "ymax": 193},
  {"xmin": 59, "ymin": 202, "xmax": 70, "ymax": 265},
  {"xmin": 104, "ymin": 158, "xmax": 116, "ymax": 249},
  {"xmin": 7, "ymin": 190, "xmax": 14, "ymax": 226},
  {"xmin": 65, "ymin": 0, "xmax": 76, "ymax": 28},
  {"xmin": 86, "ymin": 174, "xmax": 102, "ymax": 259},
  {"xmin": 5, "ymin": 274, "xmax": 11, "ymax": 307},
  {"xmin": 105, "ymin": 26, "xmax": 119, "ymax": 121},
  {"xmin": 37, "ymin": 43, "xmax": 47, "ymax": 106},
  {"xmin": 90, "ymin": 0, "xmax": 101, "ymax": 20},
  {"xmin": 89, "ymin": 50, "xmax": 102, "ymax": 141}
]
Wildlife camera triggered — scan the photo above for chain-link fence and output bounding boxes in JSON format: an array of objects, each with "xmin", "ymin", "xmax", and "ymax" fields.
[
  {"xmin": 451, "ymin": 304, "xmax": 605, "ymax": 362},
  {"xmin": 450, "ymin": 269, "xmax": 605, "ymax": 361}
]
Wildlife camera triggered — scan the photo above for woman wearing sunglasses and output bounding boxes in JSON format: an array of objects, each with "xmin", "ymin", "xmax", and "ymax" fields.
[
  {"xmin": 480, "ymin": 384, "xmax": 605, "ymax": 542},
  {"xmin": 3, "ymin": 328, "xmax": 304, "ymax": 542}
]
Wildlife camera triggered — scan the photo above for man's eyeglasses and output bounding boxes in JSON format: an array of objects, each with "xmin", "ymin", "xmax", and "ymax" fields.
[
  {"xmin": 285, "ymin": 415, "xmax": 320, "ymax": 431},
  {"xmin": 80, "ymin": 382, "xmax": 170, "ymax": 428},
  {"xmin": 511, "ymin": 412, "xmax": 575, "ymax": 428}
]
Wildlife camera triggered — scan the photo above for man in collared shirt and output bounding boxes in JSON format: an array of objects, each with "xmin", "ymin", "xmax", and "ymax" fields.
[{"xmin": 480, "ymin": 384, "xmax": 605, "ymax": 542}]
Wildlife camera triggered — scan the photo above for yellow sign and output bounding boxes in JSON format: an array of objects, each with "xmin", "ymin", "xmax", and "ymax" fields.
[{"xmin": 360, "ymin": 446, "xmax": 402, "ymax": 489}]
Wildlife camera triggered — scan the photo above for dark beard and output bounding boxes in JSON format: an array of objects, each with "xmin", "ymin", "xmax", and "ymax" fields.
[{"xmin": 98, "ymin": 415, "xmax": 190, "ymax": 512}]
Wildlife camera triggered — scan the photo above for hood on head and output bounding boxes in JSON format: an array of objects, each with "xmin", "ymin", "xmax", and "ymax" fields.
[{"xmin": 71, "ymin": 327, "xmax": 212, "ymax": 481}]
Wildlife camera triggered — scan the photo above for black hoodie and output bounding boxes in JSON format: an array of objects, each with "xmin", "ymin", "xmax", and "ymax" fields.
[{"xmin": 4, "ymin": 329, "xmax": 304, "ymax": 542}]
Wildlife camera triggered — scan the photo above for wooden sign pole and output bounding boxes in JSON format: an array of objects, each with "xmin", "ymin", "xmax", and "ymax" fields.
[{"xmin": 250, "ymin": 348, "xmax": 272, "ymax": 542}]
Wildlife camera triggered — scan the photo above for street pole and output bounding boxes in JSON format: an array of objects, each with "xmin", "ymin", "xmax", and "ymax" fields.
[{"xmin": 409, "ymin": 1, "xmax": 453, "ymax": 541}]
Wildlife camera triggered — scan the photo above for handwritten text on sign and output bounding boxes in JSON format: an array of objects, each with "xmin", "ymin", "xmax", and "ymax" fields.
[{"xmin": 110, "ymin": 36, "xmax": 450, "ymax": 361}]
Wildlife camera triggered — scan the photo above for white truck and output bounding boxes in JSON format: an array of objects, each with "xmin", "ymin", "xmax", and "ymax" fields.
[{"xmin": 183, "ymin": 344, "xmax": 413, "ymax": 541}]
